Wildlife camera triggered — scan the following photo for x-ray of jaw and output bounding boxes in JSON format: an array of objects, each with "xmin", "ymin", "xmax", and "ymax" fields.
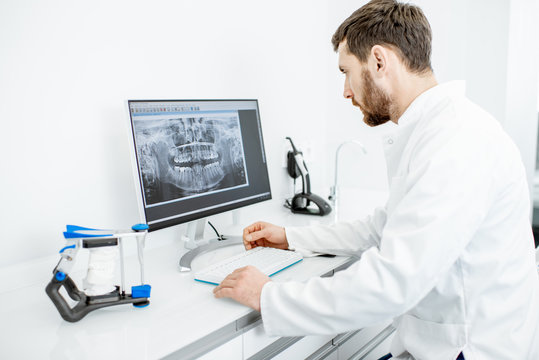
[{"xmin": 135, "ymin": 115, "xmax": 247, "ymax": 206}]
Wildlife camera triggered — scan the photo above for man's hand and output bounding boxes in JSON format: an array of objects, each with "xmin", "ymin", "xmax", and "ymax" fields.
[
  {"xmin": 243, "ymin": 221, "xmax": 289, "ymax": 250},
  {"xmin": 213, "ymin": 266, "xmax": 270, "ymax": 311}
]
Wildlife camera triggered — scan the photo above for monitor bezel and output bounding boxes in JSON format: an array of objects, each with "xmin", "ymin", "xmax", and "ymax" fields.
[{"xmin": 125, "ymin": 99, "xmax": 272, "ymax": 232}]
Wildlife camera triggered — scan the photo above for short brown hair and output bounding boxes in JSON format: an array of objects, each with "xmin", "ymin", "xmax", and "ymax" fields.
[{"xmin": 332, "ymin": 0, "xmax": 432, "ymax": 74}]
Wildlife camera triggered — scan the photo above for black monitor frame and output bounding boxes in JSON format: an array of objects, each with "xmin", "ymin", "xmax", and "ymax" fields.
[{"xmin": 126, "ymin": 99, "xmax": 272, "ymax": 232}]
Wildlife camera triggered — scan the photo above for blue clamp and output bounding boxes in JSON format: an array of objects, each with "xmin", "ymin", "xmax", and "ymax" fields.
[{"xmin": 131, "ymin": 284, "xmax": 151, "ymax": 298}]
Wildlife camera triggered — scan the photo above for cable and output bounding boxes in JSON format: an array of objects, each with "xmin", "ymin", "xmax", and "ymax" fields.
[
  {"xmin": 207, "ymin": 221, "xmax": 225, "ymax": 241},
  {"xmin": 284, "ymin": 198, "xmax": 292, "ymax": 209}
]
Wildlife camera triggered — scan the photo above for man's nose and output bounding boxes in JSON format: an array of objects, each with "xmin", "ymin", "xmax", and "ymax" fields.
[{"xmin": 343, "ymin": 83, "xmax": 353, "ymax": 99}]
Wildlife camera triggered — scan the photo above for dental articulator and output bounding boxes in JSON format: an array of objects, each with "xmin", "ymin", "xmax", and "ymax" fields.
[{"xmin": 45, "ymin": 224, "xmax": 152, "ymax": 322}]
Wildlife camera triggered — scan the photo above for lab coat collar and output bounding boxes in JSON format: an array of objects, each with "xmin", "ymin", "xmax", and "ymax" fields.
[
  {"xmin": 397, "ymin": 80, "xmax": 466, "ymax": 127},
  {"xmin": 381, "ymin": 81, "xmax": 466, "ymax": 180}
]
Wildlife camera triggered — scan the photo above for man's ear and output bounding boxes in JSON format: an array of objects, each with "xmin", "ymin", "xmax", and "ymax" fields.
[{"xmin": 370, "ymin": 45, "xmax": 389, "ymax": 76}]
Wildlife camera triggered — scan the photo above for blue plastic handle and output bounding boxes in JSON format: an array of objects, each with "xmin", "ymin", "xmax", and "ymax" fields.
[
  {"xmin": 66, "ymin": 225, "xmax": 100, "ymax": 232},
  {"xmin": 63, "ymin": 231, "xmax": 113, "ymax": 239},
  {"xmin": 59, "ymin": 244, "xmax": 76, "ymax": 253}
]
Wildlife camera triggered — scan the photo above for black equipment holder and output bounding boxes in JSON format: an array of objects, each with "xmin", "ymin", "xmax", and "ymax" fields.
[{"xmin": 45, "ymin": 272, "xmax": 149, "ymax": 323}]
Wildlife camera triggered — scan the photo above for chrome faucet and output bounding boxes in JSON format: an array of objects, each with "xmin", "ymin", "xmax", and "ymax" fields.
[{"xmin": 328, "ymin": 140, "xmax": 367, "ymax": 205}]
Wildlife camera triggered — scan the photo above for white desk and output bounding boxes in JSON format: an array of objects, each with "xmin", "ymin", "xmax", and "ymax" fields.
[{"xmin": 0, "ymin": 189, "xmax": 390, "ymax": 359}]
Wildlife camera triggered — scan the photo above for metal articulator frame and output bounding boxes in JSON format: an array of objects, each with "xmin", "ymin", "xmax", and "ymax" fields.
[{"xmin": 46, "ymin": 273, "xmax": 149, "ymax": 322}]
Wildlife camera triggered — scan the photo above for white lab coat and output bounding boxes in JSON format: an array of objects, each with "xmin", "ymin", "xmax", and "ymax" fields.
[{"xmin": 260, "ymin": 82, "xmax": 539, "ymax": 359}]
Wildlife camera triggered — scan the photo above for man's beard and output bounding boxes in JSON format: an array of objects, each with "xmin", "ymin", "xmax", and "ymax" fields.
[{"xmin": 354, "ymin": 70, "xmax": 392, "ymax": 127}]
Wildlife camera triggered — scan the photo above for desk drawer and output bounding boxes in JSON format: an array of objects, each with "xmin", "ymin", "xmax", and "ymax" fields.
[
  {"xmin": 272, "ymin": 334, "xmax": 335, "ymax": 360},
  {"xmin": 338, "ymin": 322, "xmax": 393, "ymax": 359},
  {"xmin": 198, "ymin": 335, "xmax": 242, "ymax": 360},
  {"xmin": 243, "ymin": 323, "xmax": 280, "ymax": 358}
]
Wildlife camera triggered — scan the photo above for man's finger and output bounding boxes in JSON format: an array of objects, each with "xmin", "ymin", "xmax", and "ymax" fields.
[
  {"xmin": 243, "ymin": 227, "xmax": 255, "ymax": 249},
  {"xmin": 214, "ymin": 279, "xmax": 237, "ymax": 293},
  {"xmin": 244, "ymin": 223, "xmax": 261, "ymax": 248},
  {"xmin": 246, "ymin": 228, "xmax": 269, "ymax": 242},
  {"xmin": 244, "ymin": 222, "xmax": 261, "ymax": 234},
  {"xmin": 214, "ymin": 287, "xmax": 235, "ymax": 299}
]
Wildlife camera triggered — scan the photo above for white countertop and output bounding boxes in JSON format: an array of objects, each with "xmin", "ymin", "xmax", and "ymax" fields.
[
  {"xmin": 1, "ymin": 242, "xmax": 352, "ymax": 359},
  {"xmin": 0, "ymin": 189, "xmax": 388, "ymax": 359}
]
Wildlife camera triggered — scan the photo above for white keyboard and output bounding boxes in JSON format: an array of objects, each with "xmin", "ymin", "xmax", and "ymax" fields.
[{"xmin": 194, "ymin": 247, "xmax": 303, "ymax": 285}]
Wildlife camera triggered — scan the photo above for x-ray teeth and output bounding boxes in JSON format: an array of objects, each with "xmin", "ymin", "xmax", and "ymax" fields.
[{"xmin": 134, "ymin": 115, "xmax": 248, "ymax": 205}]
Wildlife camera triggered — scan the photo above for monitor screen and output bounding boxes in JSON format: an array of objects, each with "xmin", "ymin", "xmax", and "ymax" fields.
[{"xmin": 127, "ymin": 99, "xmax": 272, "ymax": 231}]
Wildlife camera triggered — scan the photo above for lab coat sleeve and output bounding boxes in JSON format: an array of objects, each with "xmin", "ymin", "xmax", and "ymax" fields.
[
  {"xmin": 260, "ymin": 122, "xmax": 502, "ymax": 336},
  {"xmin": 285, "ymin": 207, "xmax": 387, "ymax": 255}
]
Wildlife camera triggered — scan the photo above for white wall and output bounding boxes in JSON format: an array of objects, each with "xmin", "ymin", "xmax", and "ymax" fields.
[
  {"xmin": 325, "ymin": 1, "xmax": 392, "ymax": 194},
  {"xmin": 503, "ymin": 0, "xmax": 539, "ymax": 209},
  {"xmin": 1, "ymin": 0, "xmax": 538, "ymax": 268},
  {"xmin": 0, "ymin": 0, "xmax": 331, "ymax": 267},
  {"xmin": 324, "ymin": 0, "xmax": 539, "ymax": 205}
]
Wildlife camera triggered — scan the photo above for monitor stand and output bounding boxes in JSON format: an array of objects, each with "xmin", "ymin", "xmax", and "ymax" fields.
[{"xmin": 179, "ymin": 218, "xmax": 243, "ymax": 272}]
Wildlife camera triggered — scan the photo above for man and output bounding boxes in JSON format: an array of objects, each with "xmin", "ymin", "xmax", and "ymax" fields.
[{"xmin": 214, "ymin": 1, "xmax": 539, "ymax": 358}]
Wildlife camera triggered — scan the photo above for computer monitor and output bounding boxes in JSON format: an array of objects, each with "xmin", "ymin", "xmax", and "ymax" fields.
[{"xmin": 127, "ymin": 99, "xmax": 272, "ymax": 240}]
